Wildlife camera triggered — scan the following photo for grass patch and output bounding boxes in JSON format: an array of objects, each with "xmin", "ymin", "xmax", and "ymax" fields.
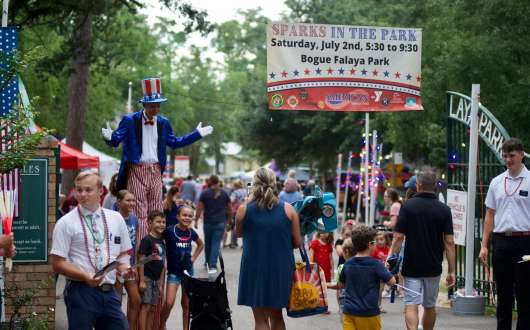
[{"xmin": 485, "ymin": 306, "xmax": 496, "ymax": 317}]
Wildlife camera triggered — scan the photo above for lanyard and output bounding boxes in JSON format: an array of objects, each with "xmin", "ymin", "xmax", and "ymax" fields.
[
  {"xmin": 77, "ymin": 207, "xmax": 110, "ymax": 272},
  {"xmin": 173, "ymin": 225, "xmax": 192, "ymax": 242},
  {"xmin": 504, "ymin": 177, "xmax": 524, "ymax": 197}
]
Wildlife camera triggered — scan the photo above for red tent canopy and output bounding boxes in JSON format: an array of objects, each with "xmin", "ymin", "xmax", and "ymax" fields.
[{"xmin": 59, "ymin": 141, "xmax": 100, "ymax": 169}]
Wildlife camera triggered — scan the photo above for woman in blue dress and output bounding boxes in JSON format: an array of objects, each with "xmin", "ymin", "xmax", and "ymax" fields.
[{"xmin": 236, "ymin": 167, "xmax": 302, "ymax": 330}]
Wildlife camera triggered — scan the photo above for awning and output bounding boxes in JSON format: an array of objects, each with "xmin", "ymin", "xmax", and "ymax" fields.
[{"xmin": 59, "ymin": 141, "xmax": 99, "ymax": 169}]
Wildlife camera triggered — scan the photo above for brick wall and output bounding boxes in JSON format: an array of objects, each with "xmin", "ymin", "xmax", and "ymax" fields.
[{"xmin": 5, "ymin": 138, "xmax": 58, "ymax": 329}]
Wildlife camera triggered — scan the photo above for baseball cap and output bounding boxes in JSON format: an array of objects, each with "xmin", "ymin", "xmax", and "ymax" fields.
[{"xmin": 404, "ymin": 175, "xmax": 417, "ymax": 189}]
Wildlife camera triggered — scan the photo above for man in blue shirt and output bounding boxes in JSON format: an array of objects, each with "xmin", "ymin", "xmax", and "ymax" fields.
[
  {"xmin": 180, "ymin": 175, "xmax": 196, "ymax": 204},
  {"xmin": 194, "ymin": 175, "xmax": 231, "ymax": 269}
]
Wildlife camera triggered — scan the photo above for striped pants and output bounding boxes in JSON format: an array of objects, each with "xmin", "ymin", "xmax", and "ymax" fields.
[
  {"xmin": 127, "ymin": 163, "xmax": 165, "ymax": 329},
  {"xmin": 126, "ymin": 163, "xmax": 163, "ymax": 223}
]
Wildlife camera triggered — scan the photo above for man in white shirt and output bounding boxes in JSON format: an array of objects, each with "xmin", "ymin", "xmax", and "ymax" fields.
[
  {"xmin": 180, "ymin": 175, "xmax": 196, "ymax": 204},
  {"xmin": 480, "ymin": 138, "xmax": 530, "ymax": 330},
  {"xmin": 51, "ymin": 171, "xmax": 132, "ymax": 329}
]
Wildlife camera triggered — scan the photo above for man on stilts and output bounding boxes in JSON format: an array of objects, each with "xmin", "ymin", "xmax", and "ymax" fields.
[
  {"xmin": 102, "ymin": 77, "xmax": 213, "ymax": 328},
  {"xmin": 103, "ymin": 77, "xmax": 213, "ymax": 222}
]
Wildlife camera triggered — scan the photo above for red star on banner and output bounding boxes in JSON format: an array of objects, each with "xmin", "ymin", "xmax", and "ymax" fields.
[
  {"xmin": 372, "ymin": 69, "xmax": 378, "ymax": 76},
  {"xmin": 304, "ymin": 68, "xmax": 311, "ymax": 75},
  {"xmin": 350, "ymin": 68, "xmax": 356, "ymax": 75},
  {"xmin": 416, "ymin": 75, "xmax": 421, "ymax": 82},
  {"xmin": 394, "ymin": 72, "xmax": 401, "ymax": 79},
  {"xmin": 327, "ymin": 68, "xmax": 333, "ymax": 74},
  {"xmin": 281, "ymin": 71, "xmax": 288, "ymax": 77}
]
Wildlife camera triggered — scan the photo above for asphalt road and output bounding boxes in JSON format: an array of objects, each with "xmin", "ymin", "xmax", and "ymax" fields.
[{"xmin": 55, "ymin": 230, "xmax": 503, "ymax": 329}]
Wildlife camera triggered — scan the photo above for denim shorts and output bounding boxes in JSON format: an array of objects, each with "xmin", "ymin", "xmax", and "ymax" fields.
[
  {"xmin": 403, "ymin": 276, "xmax": 440, "ymax": 308},
  {"xmin": 141, "ymin": 277, "xmax": 160, "ymax": 305},
  {"xmin": 167, "ymin": 269, "xmax": 194, "ymax": 285}
]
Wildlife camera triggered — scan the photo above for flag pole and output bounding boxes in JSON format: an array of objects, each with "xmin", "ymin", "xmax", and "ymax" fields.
[
  {"xmin": 341, "ymin": 152, "xmax": 352, "ymax": 223},
  {"xmin": 465, "ymin": 84, "xmax": 480, "ymax": 296},
  {"xmin": 335, "ymin": 153, "xmax": 342, "ymax": 219},
  {"xmin": 127, "ymin": 81, "xmax": 132, "ymax": 113},
  {"xmin": 363, "ymin": 113, "xmax": 370, "ymax": 223},
  {"xmin": 369, "ymin": 130, "xmax": 378, "ymax": 226},
  {"xmin": 1, "ymin": 0, "xmax": 10, "ymax": 322},
  {"xmin": 355, "ymin": 148, "xmax": 363, "ymax": 221}
]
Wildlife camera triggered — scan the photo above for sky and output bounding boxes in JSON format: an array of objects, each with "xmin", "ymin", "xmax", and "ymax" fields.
[
  {"xmin": 141, "ymin": 0, "xmax": 290, "ymax": 59},
  {"xmin": 142, "ymin": 0, "xmax": 289, "ymax": 25}
]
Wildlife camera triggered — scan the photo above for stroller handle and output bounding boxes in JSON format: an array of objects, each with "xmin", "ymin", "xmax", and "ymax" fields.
[{"xmin": 219, "ymin": 251, "xmax": 225, "ymax": 273}]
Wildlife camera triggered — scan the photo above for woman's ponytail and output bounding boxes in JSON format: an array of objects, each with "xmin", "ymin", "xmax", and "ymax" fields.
[{"xmin": 252, "ymin": 168, "xmax": 279, "ymax": 210}]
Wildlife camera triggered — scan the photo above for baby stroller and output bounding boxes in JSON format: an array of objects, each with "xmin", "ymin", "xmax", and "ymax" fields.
[{"xmin": 181, "ymin": 253, "xmax": 233, "ymax": 330}]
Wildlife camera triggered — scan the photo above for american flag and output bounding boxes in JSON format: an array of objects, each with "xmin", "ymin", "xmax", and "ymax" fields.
[{"xmin": 0, "ymin": 26, "xmax": 20, "ymax": 217}]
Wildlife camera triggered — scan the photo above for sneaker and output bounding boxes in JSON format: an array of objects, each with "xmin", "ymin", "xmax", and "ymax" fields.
[
  {"xmin": 382, "ymin": 290, "xmax": 391, "ymax": 298},
  {"xmin": 207, "ymin": 269, "xmax": 218, "ymax": 281}
]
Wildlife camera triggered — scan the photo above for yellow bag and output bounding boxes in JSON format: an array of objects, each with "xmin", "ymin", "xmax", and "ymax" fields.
[{"xmin": 287, "ymin": 248, "xmax": 328, "ymax": 317}]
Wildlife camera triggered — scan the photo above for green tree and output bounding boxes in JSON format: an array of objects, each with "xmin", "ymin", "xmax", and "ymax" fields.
[
  {"xmin": 285, "ymin": 0, "xmax": 530, "ymax": 169},
  {"xmin": 173, "ymin": 47, "xmax": 236, "ymax": 175},
  {"xmin": 11, "ymin": 0, "xmax": 211, "ymax": 191},
  {"xmin": 213, "ymin": 10, "xmax": 365, "ymax": 184}
]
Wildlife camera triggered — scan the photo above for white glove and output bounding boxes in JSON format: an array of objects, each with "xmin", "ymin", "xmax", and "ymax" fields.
[
  {"xmin": 102, "ymin": 122, "xmax": 113, "ymax": 141},
  {"xmin": 196, "ymin": 122, "xmax": 213, "ymax": 137}
]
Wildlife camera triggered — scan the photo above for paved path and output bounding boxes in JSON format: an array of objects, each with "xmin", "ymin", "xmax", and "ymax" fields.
[{"xmin": 55, "ymin": 232, "xmax": 502, "ymax": 329}]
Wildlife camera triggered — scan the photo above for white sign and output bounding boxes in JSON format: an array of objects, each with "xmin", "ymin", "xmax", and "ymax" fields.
[
  {"xmin": 446, "ymin": 189, "xmax": 467, "ymax": 246},
  {"xmin": 393, "ymin": 152, "xmax": 403, "ymax": 164},
  {"xmin": 267, "ymin": 22, "xmax": 423, "ymax": 112},
  {"xmin": 174, "ymin": 156, "xmax": 190, "ymax": 178}
]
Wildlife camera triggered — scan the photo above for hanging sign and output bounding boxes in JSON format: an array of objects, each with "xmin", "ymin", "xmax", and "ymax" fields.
[
  {"xmin": 267, "ymin": 22, "xmax": 423, "ymax": 112},
  {"xmin": 446, "ymin": 189, "xmax": 467, "ymax": 246}
]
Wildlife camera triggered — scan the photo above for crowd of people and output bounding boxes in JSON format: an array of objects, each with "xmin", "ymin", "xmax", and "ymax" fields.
[
  {"xmin": 51, "ymin": 163, "xmax": 527, "ymax": 330},
  {"xmin": 49, "ymin": 93, "xmax": 528, "ymax": 330},
  {"xmin": 51, "ymin": 166, "xmax": 454, "ymax": 330}
]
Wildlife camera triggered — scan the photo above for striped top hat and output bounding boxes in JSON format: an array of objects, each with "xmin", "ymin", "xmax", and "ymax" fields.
[{"xmin": 139, "ymin": 77, "xmax": 167, "ymax": 103}]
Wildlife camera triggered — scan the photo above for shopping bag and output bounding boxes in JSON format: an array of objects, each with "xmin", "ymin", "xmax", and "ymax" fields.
[{"xmin": 287, "ymin": 247, "xmax": 328, "ymax": 317}]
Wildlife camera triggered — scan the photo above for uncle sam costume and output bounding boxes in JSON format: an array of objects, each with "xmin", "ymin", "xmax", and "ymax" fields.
[{"xmin": 103, "ymin": 77, "xmax": 213, "ymax": 223}]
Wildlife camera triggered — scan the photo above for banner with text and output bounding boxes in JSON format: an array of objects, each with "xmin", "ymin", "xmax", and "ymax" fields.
[
  {"xmin": 267, "ymin": 22, "xmax": 423, "ymax": 112},
  {"xmin": 446, "ymin": 189, "xmax": 467, "ymax": 246}
]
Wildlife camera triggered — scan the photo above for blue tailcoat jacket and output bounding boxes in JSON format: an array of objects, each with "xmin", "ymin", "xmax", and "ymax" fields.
[{"xmin": 105, "ymin": 110, "xmax": 202, "ymax": 190}]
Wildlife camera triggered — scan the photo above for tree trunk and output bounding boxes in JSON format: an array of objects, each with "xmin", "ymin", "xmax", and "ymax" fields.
[
  {"xmin": 62, "ymin": 13, "xmax": 93, "ymax": 194},
  {"xmin": 189, "ymin": 143, "xmax": 200, "ymax": 176}
]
